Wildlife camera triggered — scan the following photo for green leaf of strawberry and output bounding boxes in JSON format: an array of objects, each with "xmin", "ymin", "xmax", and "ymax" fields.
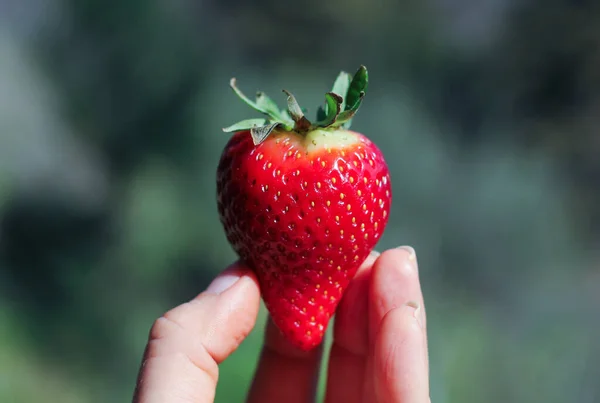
[
  {"xmin": 217, "ymin": 66, "xmax": 390, "ymax": 351},
  {"xmin": 345, "ymin": 65, "xmax": 368, "ymax": 112},
  {"xmin": 336, "ymin": 66, "xmax": 368, "ymax": 128},
  {"xmin": 331, "ymin": 70, "xmax": 352, "ymax": 110},
  {"xmin": 228, "ymin": 78, "xmax": 293, "ymax": 126},
  {"xmin": 315, "ymin": 92, "xmax": 343, "ymax": 128},
  {"xmin": 223, "ymin": 65, "xmax": 370, "ymax": 146},
  {"xmin": 222, "ymin": 118, "xmax": 268, "ymax": 133},
  {"xmin": 255, "ymin": 91, "xmax": 282, "ymax": 119}
]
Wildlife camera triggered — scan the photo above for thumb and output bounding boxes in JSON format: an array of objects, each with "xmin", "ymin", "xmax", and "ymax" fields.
[{"xmin": 133, "ymin": 263, "xmax": 261, "ymax": 403}]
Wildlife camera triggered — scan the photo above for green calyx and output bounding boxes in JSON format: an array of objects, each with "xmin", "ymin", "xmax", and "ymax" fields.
[{"xmin": 222, "ymin": 66, "xmax": 369, "ymax": 145}]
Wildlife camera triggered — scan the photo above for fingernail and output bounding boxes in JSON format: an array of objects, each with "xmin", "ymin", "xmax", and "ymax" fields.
[
  {"xmin": 397, "ymin": 245, "xmax": 418, "ymax": 271},
  {"xmin": 206, "ymin": 268, "xmax": 243, "ymax": 295},
  {"xmin": 397, "ymin": 245, "xmax": 416, "ymax": 261},
  {"xmin": 371, "ymin": 249, "xmax": 381, "ymax": 258},
  {"xmin": 404, "ymin": 300, "xmax": 422, "ymax": 328}
]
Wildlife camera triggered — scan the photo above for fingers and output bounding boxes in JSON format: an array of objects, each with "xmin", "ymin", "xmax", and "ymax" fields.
[
  {"xmin": 374, "ymin": 303, "xmax": 429, "ymax": 403},
  {"xmin": 246, "ymin": 317, "xmax": 323, "ymax": 403},
  {"xmin": 369, "ymin": 247, "xmax": 426, "ymax": 340},
  {"xmin": 367, "ymin": 247, "xmax": 429, "ymax": 402},
  {"xmin": 324, "ymin": 250, "xmax": 380, "ymax": 403},
  {"xmin": 133, "ymin": 263, "xmax": 261, "ymax": 403}
]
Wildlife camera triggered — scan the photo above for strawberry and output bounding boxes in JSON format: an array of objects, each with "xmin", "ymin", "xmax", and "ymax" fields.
[{"xmin": 216, "ymin": 66, "xmax": 391, "ymax": 351}]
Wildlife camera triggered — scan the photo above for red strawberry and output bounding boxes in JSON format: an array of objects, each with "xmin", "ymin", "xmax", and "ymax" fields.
[{"xmin": 217, "ymin": 66, "xmax": 391, "ymax": 351}]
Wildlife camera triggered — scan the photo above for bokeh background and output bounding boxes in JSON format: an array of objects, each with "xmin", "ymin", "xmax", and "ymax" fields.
[{"xmin": 1, "ymin": 0, "xmax": 599, "ymax": 402}]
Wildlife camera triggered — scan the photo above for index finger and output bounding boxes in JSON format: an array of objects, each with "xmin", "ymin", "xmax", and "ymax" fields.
[{"xmin": 133, "ymin": 264, "xmax": 260, "ymax": 403}]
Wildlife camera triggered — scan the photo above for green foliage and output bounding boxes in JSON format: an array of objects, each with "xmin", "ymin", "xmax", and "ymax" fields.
[{"xmin": 224, "ymin": 66, "xmax": 369, "ymax": 145}]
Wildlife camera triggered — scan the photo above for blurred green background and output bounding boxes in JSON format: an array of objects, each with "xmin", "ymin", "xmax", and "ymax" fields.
[{"xmin": 1, "ymin": 0, "xmax": 599, "ymax": 402}]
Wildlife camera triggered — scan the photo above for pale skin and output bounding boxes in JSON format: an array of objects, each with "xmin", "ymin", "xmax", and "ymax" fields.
[{"xmin": 133, "ymin": 247, "xmax": 430, "ymax": 402}]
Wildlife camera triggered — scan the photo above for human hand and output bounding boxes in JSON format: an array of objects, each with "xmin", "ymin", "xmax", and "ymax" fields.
[{"xmin": 132, "ymin": 247, "xmax": 430, "ymax": 402}]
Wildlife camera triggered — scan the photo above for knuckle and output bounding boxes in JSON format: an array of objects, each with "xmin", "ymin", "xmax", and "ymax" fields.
[
  {"xmin": 146, "ymin": 315, "xmax": 220, "ymax": 383},
  {"xmin": 149, "ymin": 315, "xmax": 184, "ymax": 341}
]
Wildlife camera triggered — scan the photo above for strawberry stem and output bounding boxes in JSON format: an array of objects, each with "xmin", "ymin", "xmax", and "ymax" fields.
[{"xmin": 223, "ymin": 66, "xmax": 369, "ymax": 145}]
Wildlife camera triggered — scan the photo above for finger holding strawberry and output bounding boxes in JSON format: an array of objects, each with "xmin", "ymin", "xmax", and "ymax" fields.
[
  {"xmin": 133, "ymin": 249, "xmax": 430, "ymax": 403},
  {"xmin": 217, "ymin": 66, "xmax": 392, "ymax": 351}
]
